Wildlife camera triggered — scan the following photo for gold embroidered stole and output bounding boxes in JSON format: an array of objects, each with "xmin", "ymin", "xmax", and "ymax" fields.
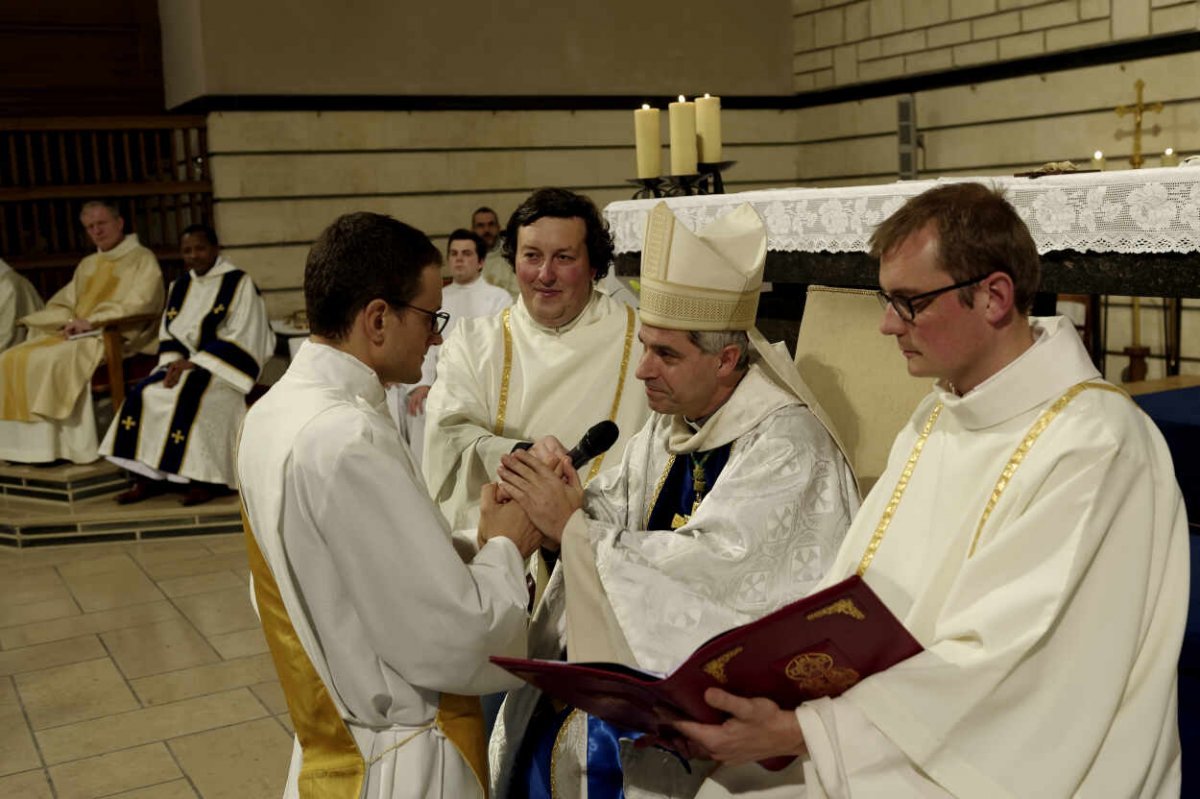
[
  {"xmin": 242, "ymin": 507, "xmax": 490, "ymax": 797},
  {"xmin": 1, "ymin": 337, "xmax": 61, "ymax": 420},
  {"xmin": 492, "ymin": 303, "xmax": 636, "ymax": 485},
  {"xmin": 856, "ymin": 380, "xmax": 1123, "ymax": 574},
  {"xmin": 74, "ymin": 259, "xmax": 121, "ymax": 319}
]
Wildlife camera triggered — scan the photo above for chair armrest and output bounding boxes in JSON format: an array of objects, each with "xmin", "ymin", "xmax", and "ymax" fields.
[{"xmin": 100, "ymin": 314, "xmax": 161, "ymax": 409}]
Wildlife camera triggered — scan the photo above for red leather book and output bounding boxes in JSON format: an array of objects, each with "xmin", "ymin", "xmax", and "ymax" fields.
[{"xmin": 491, "ymin": 574, "xmax": 923, "ymax": 769}]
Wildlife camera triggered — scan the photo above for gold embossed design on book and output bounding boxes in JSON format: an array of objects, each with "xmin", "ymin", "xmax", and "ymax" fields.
[
  {"xmin": 702, "ymin": 646, "xmax": 744, "ymax": 684},
  {"xmin": 785, "ymin": 652, "xmax": 861, "ymax": 695},
  {"xmin": 805, "ymin": 598, "xmax": 866, "ymax": 622}
]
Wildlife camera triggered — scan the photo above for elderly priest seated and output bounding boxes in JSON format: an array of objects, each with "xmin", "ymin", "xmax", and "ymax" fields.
[{"xmin": 0, "ymin": 200, "xmax": 163, "ymax": 464}]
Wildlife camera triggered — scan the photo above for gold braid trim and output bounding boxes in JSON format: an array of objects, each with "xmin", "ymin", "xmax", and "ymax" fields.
[
  {"xmin": 967, "ymin": 380, "xmax": 1126, "ymax": 557},
  {"xmin": 856, "ymin": 403, "xmax": 943, "ymax": 577},
  {"xmin": 493, "ymin": 307, "xmax": 514, "ymax": 435},
  {"xmin": 585, "ymin": 304, "xmax": 636, "ymax": 484},
  {"xmin": 644, "ymin": 454, "xmax": 677, "ymax": 528}
]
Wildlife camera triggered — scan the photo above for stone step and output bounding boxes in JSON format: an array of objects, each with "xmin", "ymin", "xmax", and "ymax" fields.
[{"xmin": 0, "ymin": 459, "xmax": 129, "ymax": 504}]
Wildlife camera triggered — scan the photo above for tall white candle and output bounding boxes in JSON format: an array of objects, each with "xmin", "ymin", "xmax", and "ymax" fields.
[
  {"xmin": 634, "ymin": 105, "xmax": 661, "ymax": 179},
  {"xmin": 1091, "ymin": 150, "xmax": 1106, "ymax": 171},
  {"xmin": 669, "ymin": 95, "xmax": 698, "ymax": 176},
  {"xmin": 1162, "ymin": 147, "xmax": 1180, "ymax": 167},
  {"xmin": 695, "ymin": 93, "xmax": 722, "ymax": 163}
]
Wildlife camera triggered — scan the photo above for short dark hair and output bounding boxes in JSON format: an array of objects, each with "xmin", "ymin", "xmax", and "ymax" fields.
[
  {"xmin": 501, "ymin": 188, "xmax": 613, "ymax": 281},
  {"xmin": 868, "ymin": 182, "xmax": 1040, "ymax": 314},
  {"xmin": 304, "ymin": 212, "xmax": 441, "ymax": 339},
  {"xmin": 447, "ymin": 228, "xmax": 486, "ymax": 261},
  {"xmin": 472, "ymin": 206, "xmax": 499, "ymax": 223},
  {"xmin": 181, "ymin": 223, "xmax": 219, "ymax": 247}
]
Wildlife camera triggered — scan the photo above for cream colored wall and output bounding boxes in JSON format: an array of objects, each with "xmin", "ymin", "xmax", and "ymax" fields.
[
  {"xmin": 162, "ymin": 0, "xmax": 791, "ymax": 108},
  {"xmin": 210, "ymin": 108, "xmax": 800, "ymax": 317},
  {"xmin": 792, "ymin": 0, "xmax": 1199, "ymax": 90}
]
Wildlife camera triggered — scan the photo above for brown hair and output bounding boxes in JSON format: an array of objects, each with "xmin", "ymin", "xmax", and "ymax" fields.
[{"xmin": 868, "ymin": 182, "xmax": 1040, "ymax": 313}]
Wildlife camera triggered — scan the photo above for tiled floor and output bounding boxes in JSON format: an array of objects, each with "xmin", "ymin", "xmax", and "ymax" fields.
[{"xmin": 0, "ymin": 535, "xmax": 291, "ymax": 798}]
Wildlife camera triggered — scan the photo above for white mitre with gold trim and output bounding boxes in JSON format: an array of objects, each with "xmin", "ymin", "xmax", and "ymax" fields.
[
  {"xmin": 638, "ymin": 202, "xmax": 765, "ymax": 332},
  {"xmin": 637, "ymin": 202, "xmax": 855, "ymax": 476}
]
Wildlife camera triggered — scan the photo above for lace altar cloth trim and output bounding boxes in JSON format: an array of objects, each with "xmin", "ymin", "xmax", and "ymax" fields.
[{"xmin": 604, "ymin": 168, "xmax": 1200, "ymax": 256}]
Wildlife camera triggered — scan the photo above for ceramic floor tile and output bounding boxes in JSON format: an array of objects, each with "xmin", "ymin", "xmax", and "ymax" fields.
[
  {"xmin": 206, "ymin": 627, "xmax": 268, "ymax": 660},
  {"xmin": 275, "ymin": 713, "xmax": 293, "ymax": 734},
  {"xmin": 101, "ymin": 619, "xmax": 220, "ymax": 679},
  {"xmin": 0, "ymin": 677, "xmax": 41, "ymax": 778},
  {"xmin": 139, "ymin": 553, "xmax": 250, "ymax": 582},
  {"xmin": 35, "ymin": 688, "xmax": 268, "ymax": 765},
  {"xmin": 0, "ymin": 596, "xmax": 80, "ymax": 629},
  {"xmin": 0, "ymin": 601, "xmax": 180, "ymax": 651},
  {"xmin": 61, "ymin": 566, "xmax": 164, "ymax": 613},
  {"xmin": 0, "ymin": 635, "xmax": 106, "ymax": 678},
  {"xmin": 47, "ymin": 743, "xmax": 181, "ymax": 799},
  {"xmin": 105, "ymin": 778, "xmax": 198, "ymax": 798},
  {"xmin": 129, "ymin": 653, "xmax": 277, "ymax": 706},
  {"xmin": 172, "ymin": 588, "xmax": 259, "ymax": 638},
  {"xmin": 0, "ymin": 768, "xmax": 53, "ymax": 797},
  {"xmin": 248, "ymin": 681, "xmax": 287, "ymax": 715},
  {"xmin": 201, "ymin": 535, "xmax": 246, "ymax": 555},
  {"xmin": 15, "ymin": 658, "xmax": 139, "ymax": 730},
  {"xmin": 155, "ymin": 571, "xmax": 243, "ymax": 599},
  {"xmin": 168, "ymin": 717, "xmax": 290, "ymax": 799},
  {"xmin": 129, "ymin": 543, "xmax": 222, "ymax": 570},
  {"xmin": 56, "ymin": 554, "xmax": 140, "ymax": 579},
  {"xmin": 0, "ymin": 568, "xmax": 73, "ymax": 606}
]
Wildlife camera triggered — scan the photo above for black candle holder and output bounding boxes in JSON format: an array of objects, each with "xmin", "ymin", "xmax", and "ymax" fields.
[
  {"xmin": 698, "ymin": 160, "xmax": 736, "ymax": 194},
  {"xmin": 664, "ymin": 173, "xmax": 703, "ymax": 196},
  {"xmin": 626, "ymin": 177, "xmax": 666, "ymax": 200}
]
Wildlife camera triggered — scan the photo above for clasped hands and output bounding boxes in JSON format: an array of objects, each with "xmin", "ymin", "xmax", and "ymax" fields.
[
  {"xmin": 476, "ymin": 436, "xmax": 583, "ymax": 558},
  {"xmin": 62, "ymin": 318, "xmax": 94, "ymax": 338}
]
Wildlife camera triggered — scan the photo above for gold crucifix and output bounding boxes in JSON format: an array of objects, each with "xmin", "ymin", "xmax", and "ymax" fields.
[
  {"xmin": 170, "ymin": 430, "xmax": 186, "ymax": 444},
  {"xmin": 1115, "ymin": 79, "xmax": 1163, "ymax": 169},
  {"xmin": 211, "ymin": 304, "xmax": 225, "ymax": 315},
  {"xmin": 166, "ymin": 308, "xmax": 179, "ymax": 319},
  {"xmin": 121, "ymin": 416, "xmax": 136, "ymax": 431}
]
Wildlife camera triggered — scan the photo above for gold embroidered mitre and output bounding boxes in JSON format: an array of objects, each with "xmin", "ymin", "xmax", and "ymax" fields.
[{"xmin": 639, "ymin": 202, "xmax": 767, "ymax": 331}]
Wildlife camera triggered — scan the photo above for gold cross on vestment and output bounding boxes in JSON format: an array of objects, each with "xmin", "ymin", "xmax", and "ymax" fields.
[
  {"xmin": 170, "ymin": 430, "xmax": 186, "ymax": 444},
  {"xmin": 211, "ymin": 304, "xmax": 225, "ymax": 315},
  {"xmin": 1115, "ymin": 79, "xmax": 1163, "ymax": 168},
  {"xmin": 121, "ymin": 416, "xmax": 136, "ymax": 431},
  {"xmin": 166, "ymin": 308, "xmax": 179, "ymax": 319}
]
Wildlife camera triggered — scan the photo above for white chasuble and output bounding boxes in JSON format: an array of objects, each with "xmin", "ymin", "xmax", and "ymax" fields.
[
  {"xmin": 238, "ymin": 341, "xmax": 532, "ymax": 799},
  {"xmin": 0, "ymin": 234, "xmax": 163, "ymax": 463},
  {"xmin": 99, "ymin": 258, "xmax": 274, "ymax": 486},
  {"xmin": 700, "ymin": 317, "xmax": 1187, "ymax": 798},
  {"xmin": 424, "ymin": 289, "xmax": 650, "ymax": 529},
  {"xmin": 490, "ymin": 365, "xmax": 860, "ymax": 799}
]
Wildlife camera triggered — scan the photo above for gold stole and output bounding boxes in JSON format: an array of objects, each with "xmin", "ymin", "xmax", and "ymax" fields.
[{"xmin": 241, "ymin": 507, "xmax": 490, "ymax": 797}]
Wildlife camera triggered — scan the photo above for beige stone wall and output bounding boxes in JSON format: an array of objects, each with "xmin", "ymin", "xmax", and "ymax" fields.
[
  {"xmin": 209, "ymin": 108, "xmax": 799, "ymax": 317},
  {"xmin": 162, "ymin": 0, "xmax": 791, "ymax": 108},
  {"xmin": 792, "ymin": 0, "xmax": 1200, "ymax": 91}
]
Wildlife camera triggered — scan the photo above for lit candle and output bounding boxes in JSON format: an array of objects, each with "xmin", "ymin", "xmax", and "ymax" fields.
[
  {"xmin": 634, "ymin": 104, "xmax": 661, "ymax": 179},
  {"xmin": 669, "ymin": 95, "xmax": 698, "ymax": 176},
  {"xmin": 695, "ymin": 93, "xmax": 722, "ymax": 164},
  {"xmin": 1162, "ymin": 147, "xmax": 1180, "ymax": 167},
  {"xmin": 1091, "ymin": 150, "xmax": 1106, "ymax": 171}
]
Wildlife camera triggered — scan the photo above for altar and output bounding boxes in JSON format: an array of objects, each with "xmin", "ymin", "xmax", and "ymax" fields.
[{"xmin": 605, "ymin": 167, "xmax": 1200, "ymax": 366}]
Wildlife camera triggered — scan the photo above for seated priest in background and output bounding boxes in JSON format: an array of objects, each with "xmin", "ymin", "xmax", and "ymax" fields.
[
  {"xmin": 387, "ymin": 228, "xmax": 511, "ymax": 465},
  {"xmin": 489, "ymin": 203, "xmax": 860, "ymax": 799},
  {"xmin": 99, "ymin": 224, "xmax": 274, "ymax": 505},
  {"xmin": 238, "ymin": 212, "xmax": 541, "ymax": 799},
  {"xmin": 0, "ymin": 200, "xmax": 163, "ymax": 464},
  {"xmin": 424, "ymin": 188, "xmax": 650, "ymax": 531},
  {"xmin": 0, "ymin": 257, "xmax": 44, "ymax": 352},
  {"xmin": 675, "ymin": 183, "xmax": 1187, "ymax": 799}
]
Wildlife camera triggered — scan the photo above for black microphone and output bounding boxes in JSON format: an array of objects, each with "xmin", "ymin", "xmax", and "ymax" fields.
[
  {"xmin": 510, "ymin": 421, "xmax": 620, "ymax": 469},
  {"xmin": 567, "ymin": 420, "xmax": 620, "ymax": 469}
]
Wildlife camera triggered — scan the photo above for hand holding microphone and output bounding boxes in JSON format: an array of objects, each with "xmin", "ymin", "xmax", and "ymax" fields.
[{"xmin": 499, "ymin": 421, "xmax": 619, "ymax": 541}]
